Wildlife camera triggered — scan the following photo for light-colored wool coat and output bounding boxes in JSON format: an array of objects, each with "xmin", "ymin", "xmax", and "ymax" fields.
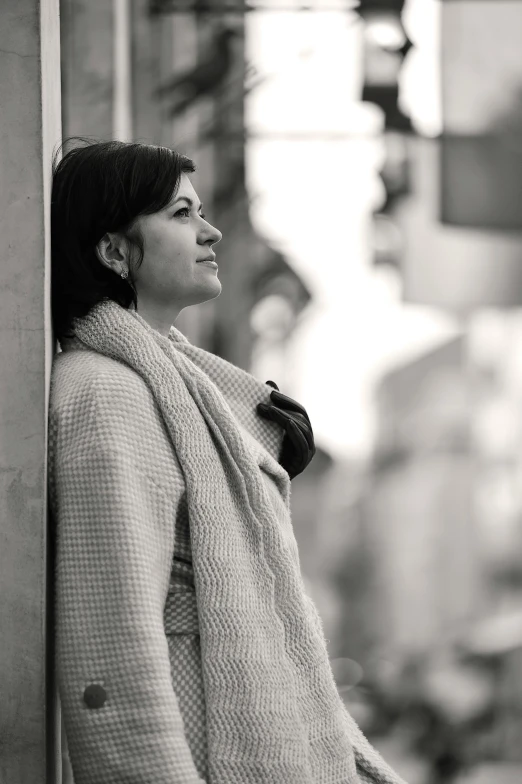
[{"xmin": 48, "ymin": 299, "xmax": 407, "ymax": 784}]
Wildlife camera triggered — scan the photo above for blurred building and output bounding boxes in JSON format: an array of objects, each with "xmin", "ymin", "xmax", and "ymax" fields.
[
  {"xmin": 359, "ymin": 0, "xmax": 522, "ymax": 770},
  {"xmin": 365, "ymin": 335, "xmax": 480, "ymax": 659}
]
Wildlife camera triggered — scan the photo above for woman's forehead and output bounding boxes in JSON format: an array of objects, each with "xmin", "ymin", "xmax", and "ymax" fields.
[{"xmin": 175, "ymin": 172, "xmax": 197, "ymax": 198}]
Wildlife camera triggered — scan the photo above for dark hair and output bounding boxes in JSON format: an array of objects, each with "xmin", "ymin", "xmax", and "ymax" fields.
[{"xmin": 51, "ymin": 137, "xmax": 196, "ymax": 340}]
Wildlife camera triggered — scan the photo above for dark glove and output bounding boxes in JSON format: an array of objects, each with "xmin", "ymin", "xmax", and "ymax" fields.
[{"xmin": 256, "ymin": 380, "xmax": 316, "ymax": 480}]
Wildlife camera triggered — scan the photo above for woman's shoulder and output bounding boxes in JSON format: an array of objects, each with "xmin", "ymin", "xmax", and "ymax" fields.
[
  {"xmin": 51, "ymin": 350, "xmax": 147, "ymax": 396},
  {"xmin": 49, "ymin": 349, "xmax": 184, "ymax": 485},
  {"xmin": 50, "ymin": 349, "xmax": 153, "ymax": 418}
]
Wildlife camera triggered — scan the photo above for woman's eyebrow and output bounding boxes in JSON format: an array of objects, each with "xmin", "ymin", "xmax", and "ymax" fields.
[{"xmin": 171, "ymin": 196, "xmax": 203, "ymax": 211}]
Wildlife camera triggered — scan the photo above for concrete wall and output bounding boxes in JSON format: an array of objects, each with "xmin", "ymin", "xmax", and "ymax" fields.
[{"xmin": 0, "ymin": 0, "xmax": 61, "ymax": 781}]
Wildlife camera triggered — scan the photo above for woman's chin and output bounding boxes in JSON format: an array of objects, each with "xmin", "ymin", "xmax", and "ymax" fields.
[{"xmin": 195, "ymin": 280, "xmax": 222, "ymax": 303}]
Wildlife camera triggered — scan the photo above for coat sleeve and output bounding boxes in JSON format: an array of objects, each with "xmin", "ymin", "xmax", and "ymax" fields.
[{"xmin": 48, "ymin": 362, "xmax": 206, "ymax": 784}]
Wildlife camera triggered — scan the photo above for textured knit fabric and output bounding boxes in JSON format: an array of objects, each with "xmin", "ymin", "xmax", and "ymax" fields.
[{"xmin": 48, "ymin": 298, "xmax": 408, "ymax": 784}]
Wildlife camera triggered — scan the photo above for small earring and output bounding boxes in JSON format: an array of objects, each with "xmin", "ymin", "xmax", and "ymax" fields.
[{"xmin": 120, "ymin": 269, "xmax": 128, "ymax": 279}]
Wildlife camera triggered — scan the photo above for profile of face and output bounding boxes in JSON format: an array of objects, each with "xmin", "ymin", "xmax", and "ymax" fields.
[{"xmin": 96, "ymin": 173, "xmax": 223, "ymax": 334}]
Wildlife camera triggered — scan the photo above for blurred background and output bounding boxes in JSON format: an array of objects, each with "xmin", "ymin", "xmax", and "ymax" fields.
[{"xmin": 59, "ymin": 0, "xmax": 522, "ymax": 781}]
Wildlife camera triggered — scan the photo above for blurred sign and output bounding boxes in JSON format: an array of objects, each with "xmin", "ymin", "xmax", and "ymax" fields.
[
  {"xmin": 396, "ymin": 136, "xmax": 522, "ymax": 311},
  {"xmin": 440, "ymin": 0, "xmax": 522, "ymax": 230}
]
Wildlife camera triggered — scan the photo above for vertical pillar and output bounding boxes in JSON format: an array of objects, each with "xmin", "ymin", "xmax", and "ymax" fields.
[
  {"xmin": 211, "ymin": 6, "xmax": 257, "ymax": 369},
  {"xmin": 113, "ymin": 0, "xmax": 133, "ymax": 142},
  {"xmin": 132, "ymin": 0, "xmax": 173, "ymax": 146},
  {"xmin": 0, "ymin": 0, "xmax": 61, "ymax": 782},
  {"xmin": 60, "ymin": 0, "xmax": 113, "ymax": 139}
]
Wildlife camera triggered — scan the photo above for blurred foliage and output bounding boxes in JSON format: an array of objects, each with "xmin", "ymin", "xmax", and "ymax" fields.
[{"xmin": 155, "ymin": 27, "xmax": 238, "ymax": 117}]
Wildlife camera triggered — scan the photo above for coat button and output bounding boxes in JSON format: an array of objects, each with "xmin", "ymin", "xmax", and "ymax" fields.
[{"xmin": 83, "ymin": 684, "xmax": 107, "ymax": 709}]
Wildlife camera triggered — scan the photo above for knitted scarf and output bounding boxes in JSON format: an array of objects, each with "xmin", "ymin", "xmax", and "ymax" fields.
[{"xmin": 65, "ymin": 298, "xmax": 406, "ymax": 784}]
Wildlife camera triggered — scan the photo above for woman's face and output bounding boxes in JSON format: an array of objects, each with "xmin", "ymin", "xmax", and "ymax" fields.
[{"xmin": 131, "ymin": 173, "xmax": 222, "ymax": 330}]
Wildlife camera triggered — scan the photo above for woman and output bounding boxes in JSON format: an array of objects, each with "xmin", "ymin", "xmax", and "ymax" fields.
[{"xmin": 48, "ymin": 139, "xmax": 407, "ymax": 784}]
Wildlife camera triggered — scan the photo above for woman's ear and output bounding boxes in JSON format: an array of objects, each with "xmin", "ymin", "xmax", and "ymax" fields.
[{"xmin": 95, "ymin": 233, "xmax": 126, "ymax": 273}]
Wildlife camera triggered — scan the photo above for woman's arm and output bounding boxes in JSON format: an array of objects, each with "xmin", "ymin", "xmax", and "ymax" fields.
[{"xmin": 49, "ymin": 359, "xmax": 205, "ymax": 784}]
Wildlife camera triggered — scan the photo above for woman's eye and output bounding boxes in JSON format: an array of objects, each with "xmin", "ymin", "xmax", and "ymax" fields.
[{"xmin": 173, "ymin": 208, "xmax": 207, "ymax": 220}]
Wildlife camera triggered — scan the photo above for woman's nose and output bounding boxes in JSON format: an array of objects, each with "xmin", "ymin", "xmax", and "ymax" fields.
[{"xmin": 207, "ymin": 223, "xmax": 222, "ymax": 245}]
